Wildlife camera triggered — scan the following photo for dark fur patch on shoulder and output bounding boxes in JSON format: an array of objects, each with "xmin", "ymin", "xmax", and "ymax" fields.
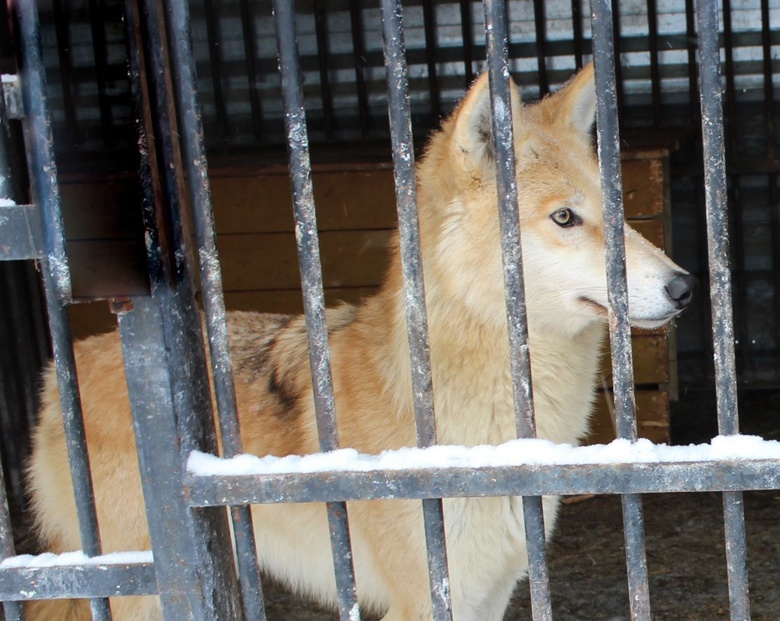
[{"xmin": 268, "ymin": 365, "xmax": 299, "ymax": 420}]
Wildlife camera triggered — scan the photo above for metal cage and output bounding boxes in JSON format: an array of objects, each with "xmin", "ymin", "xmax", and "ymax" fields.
[{"xmin": 0, "ymin": 1, "xmax": 777, "ymax": 620}]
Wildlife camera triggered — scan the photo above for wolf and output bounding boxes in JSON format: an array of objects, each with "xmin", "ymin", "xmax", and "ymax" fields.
[{"xmin": 26, "ymin": 64, "xmax": 693, "ymax": 621}]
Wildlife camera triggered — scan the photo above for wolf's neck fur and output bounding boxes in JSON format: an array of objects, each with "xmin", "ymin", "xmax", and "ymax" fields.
[{"xmin": 351, "ymin": 257, "xmax": 605, "ymax": 449}]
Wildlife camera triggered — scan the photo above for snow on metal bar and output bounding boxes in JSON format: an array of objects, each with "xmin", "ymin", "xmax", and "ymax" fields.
[
  {"xmin": 0, "ymin": 552, "xmax": 156, "ymax": 601},
  {"xmin": 190, "ymin": 436, "xmax": 780, "ymax": 475},
  {"xmin": 186, "ymin": 436, "xmax": 780, "ymax": 506}
]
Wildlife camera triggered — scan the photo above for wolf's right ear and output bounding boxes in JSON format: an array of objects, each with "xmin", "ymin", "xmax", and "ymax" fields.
[{"xmin": 452, "ymin": 73, "xmax": 522, "ymax": 171}]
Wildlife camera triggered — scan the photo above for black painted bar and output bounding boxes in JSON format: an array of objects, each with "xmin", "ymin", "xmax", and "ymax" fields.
[
  {"xmin": 121, "ymin": 0, "xmax": 245, "ymax": 618},
  {"xmin": 163, "ymin": 0, "xmax": 266, "ymax": 617},
  {"xmin": 459, "ymin": 0, "xmax": 474, "ymax": 85},
  {"xmin": 0, "ymin": 463, "xmax": 23, "ymax": 620},
  {"xmin": 482, "ymin": 1, "xmax": 552, "ymax": 618},
  {"xmin": 591, "ymin": 0, "xmax": 650, "ymax": 618},
  {"xmin": 380, "ymin": 2, "xmax": 452, "ymax": 618},
  {"xmin": 14, "ymin": 2, "xmax": 110, "ymax": 618},
  {"xmin": 694, "ymin": 0, "xmax": 750, "ymax": 619},
  {"xmin": 239, "ymin": 0, "xmax": 264, "ymax": 143},
  {"xmin": 273, "ymin": 3, "xmax": 361, "ymax": 619}
]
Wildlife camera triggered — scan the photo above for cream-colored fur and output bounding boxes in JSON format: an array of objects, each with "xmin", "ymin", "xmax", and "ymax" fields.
[{"xmin": 26, "ymin": 65, "xmax": 691, "ymax": 621}]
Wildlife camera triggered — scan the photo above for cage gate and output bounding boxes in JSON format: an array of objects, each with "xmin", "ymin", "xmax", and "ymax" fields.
[{"xmin": 0, "ymin": 1, "xmax": 778, "ymax": 621}]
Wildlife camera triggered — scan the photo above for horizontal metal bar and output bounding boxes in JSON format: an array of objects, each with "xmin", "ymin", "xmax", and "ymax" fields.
[
  {"xmin": 0, "ymin": 562, "xmax": 156, "ymax": 601},
  {"xmin": 187, "ymin": 460, "xmax": 780, "ymax": 506},
  {"xmin": 0, "ymin": 203, "xmax": 43, "ymax": 260}
]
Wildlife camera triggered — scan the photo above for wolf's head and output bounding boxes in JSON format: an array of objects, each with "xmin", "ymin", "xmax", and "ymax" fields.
[{"xmin": 416, "ymin": 64, "xmax": 694, "ymax": 337}]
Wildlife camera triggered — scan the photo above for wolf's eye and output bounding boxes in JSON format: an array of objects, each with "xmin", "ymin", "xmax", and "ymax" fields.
[{"xmin": 551, "ymin": 208, "xmax": 576, "ymax": 227}]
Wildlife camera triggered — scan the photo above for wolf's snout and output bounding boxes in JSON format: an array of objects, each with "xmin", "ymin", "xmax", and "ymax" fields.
[{"xmin": 665, "ymin": 273, "xmax": 696, "ymax": 309}]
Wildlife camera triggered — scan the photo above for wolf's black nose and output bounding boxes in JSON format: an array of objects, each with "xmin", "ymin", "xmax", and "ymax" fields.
[{"xmin": 665, "ymin": 273, "xmax": 696, "ymax": 309}]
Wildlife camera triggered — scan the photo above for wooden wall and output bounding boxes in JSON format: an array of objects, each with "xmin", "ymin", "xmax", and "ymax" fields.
[{"xmin": 62, "ymin": 152, "xmax": 674, "ymax": 444}]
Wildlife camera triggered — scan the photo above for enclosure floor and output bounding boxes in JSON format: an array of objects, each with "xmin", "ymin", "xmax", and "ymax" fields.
[
  {"xmin": 263, "ymin": 387, "xmax": 780, "ymax": 620},
  {"xmin": 260, "ymin": 489, "xmax": 779, "ymax": 620}
]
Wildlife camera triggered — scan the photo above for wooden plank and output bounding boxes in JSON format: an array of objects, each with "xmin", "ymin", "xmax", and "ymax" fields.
[
  {"xmin": 621, "ymin": 157, "xmax": 667, "ymax": 219},
  {"xmin": 209, "ymin": 169, "xmax": 398, "ymax": 234},
  {"xmin": 68, "ymin": 301, "xmax": 117, "ymax": 341},
  {"xmin": 67, "ymin": 240, "xmax": 149, "ymax": 299},
  {"xmin": 218, "ymin": 230, "xmax": 393, "ymax": 292},
  {"xmin": 600, "ymin": 333, "xmax": 670, "ymax": 386},
  {"xmin": 222, "ymin": 288, "xmax": 376, "ymax": 315},
  {"xmin": 60, "ymin": 177, "xmax": 142, "ymax": 240},
  {"xmin": 587, "ymin": 390, "xmax": 670, "ymax": 445}
]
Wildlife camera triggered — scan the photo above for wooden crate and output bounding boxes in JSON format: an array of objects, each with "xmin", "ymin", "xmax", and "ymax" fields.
[{"xmin": 62, "ymin": 153, "xmax": 677, "ymax": 445}]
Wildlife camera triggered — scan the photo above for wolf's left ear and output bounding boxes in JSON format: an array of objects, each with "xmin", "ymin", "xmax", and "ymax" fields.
[
  {"xmin": 548, "ymin": 62, "xmax": 597, "ymax": 140},
  {"xmin": 452, "ymin": 72, "xmax": 523, "ymax": 171}
]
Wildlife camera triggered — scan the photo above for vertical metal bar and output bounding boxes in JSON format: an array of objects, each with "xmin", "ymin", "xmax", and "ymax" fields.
[
  {"xmin": 591, "ymin": 2, "xmax": 652, "ymax": 620},
  {"xmin": 482, "ymin": 2, "xmax": 552, "ymax": 620},
  {"xmin": 313, "ymin": 0, "xmax": 335, "ymax": 141},
  {"xmin": 721, "ymin": 0, "xmax": 749, "ymax": 379},
  {"xmin": 571, "ymin": 0, "xmax": 584, "ymax": 70},
  {"xmin": 0, "ymin": 457, "xmax": 23, "ymax": 621},
  {"xmin": 239, "ymin": 0, "xmax": 264, "ymax": 143},
  {"xmin": 14, "ymin": 0, "xmax": 70, "ymax": 303},
  {"xmin": 88, "ymin": 0, "xmax": 114, "ymax": 147},
  {"xmin": 13, "ymin": 2, "xmax": 111, "ymax": 618},
  {"xmin": 591, "ymin": 0, "xmax": 637, "ymax": 468},
  {"xmin": 117, "ymin": 299, "xmax": 244, "ymax": 621},
  {"xmin": 163, "ymin": 1, "xmax": 266, "ymax": 618},
  {"xmin": 51, "ymin": 0, "xmax": 78, "ymax": 144},
  {"xmin": 348, "ymin": 0, "xmax": 370, "ymax": 139},
  {"xmin": 760, "ymin": 0, "xmax": 780, "ymax": 361},
  {"xmin": 684, "ymin": 0, "xmax": 699, "ymax": 125},
  {"xmin": 272, "ymin": 3, "xmax": 361, "ymax": 619},
  {"xmin": 422, "ymin": 0, "xmax": 441, "ymax": 121},
  {"xmin": 459, "ymin": 0, "xmax": 474, "ymax": 85},
  {"xmin": 532, "ymin": 0, "xmax": 550, "ymax": 96},
  {"xmin": 646, "ymin": 0, "xmax": 661, "ymax": 126},
  {"xmin": 694, "ymin": 1, "xmax": 750, "ymax": 619},
  {"xmin": 381, "ymin": 2, "xmax": 453, "ymax": 619},
  {"xmin": 123, "ymin": 0, "xmax": 245, "ymax": 618},
  {"xmin": 482, "ymin": 1, "xmax": 535, "ymax": 441},
  {"xmin": 609, "ymin": 0, "xmax": 625, "ymax": 120},
  {"xmin": 203, "ymin": 0, "xmax": 229, "ymax": 140}
]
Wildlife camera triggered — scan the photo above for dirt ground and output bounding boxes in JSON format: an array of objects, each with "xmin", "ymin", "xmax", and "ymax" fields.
[{"xmin": 261, "ymin": 389, "xmax": 780, "ymax": 620}]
